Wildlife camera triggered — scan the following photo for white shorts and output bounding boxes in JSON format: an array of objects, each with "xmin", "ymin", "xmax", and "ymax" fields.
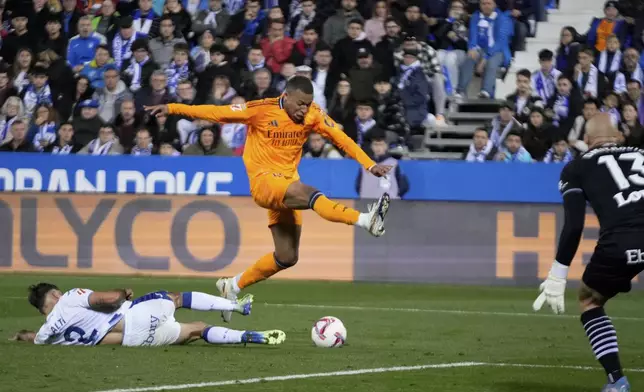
[{"xmin": 122, "ymin": 292, "xmax": 181, "ymax": 347}]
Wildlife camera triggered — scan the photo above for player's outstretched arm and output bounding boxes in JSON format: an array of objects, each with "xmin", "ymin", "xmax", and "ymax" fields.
[
  {"xmin": 88, "ymin": 289, "xmax": 133, "ymax": 312},
  {"xmin": 145, "ymin": 103, "xmax": 256, "ymax": 124},
  {"xmin": 314, "ymin": 111, "xmax": 391, "ymax": 177},
  {"xmin": 9, "ymin": 330, "xmax": 36, "ymax": 343},
  {"xmin": 533, "ymin": 174, "xmax": 586, "ymax": 315}
]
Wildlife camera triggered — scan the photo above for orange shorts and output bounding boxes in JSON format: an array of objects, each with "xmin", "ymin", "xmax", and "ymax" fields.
[{"xmin": 249, "ymin": 172, "xmax": 303, "ymax": 227}]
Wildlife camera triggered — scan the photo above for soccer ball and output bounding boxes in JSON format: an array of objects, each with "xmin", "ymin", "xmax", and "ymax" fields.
[{"xmin": 311, "ymin": 316, "xmax": 347, "ymax": 348}]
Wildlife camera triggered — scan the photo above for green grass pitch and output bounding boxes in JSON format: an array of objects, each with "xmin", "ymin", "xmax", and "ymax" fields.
[{"xmin": 1, "ymin": 273, "xmax": 643, "ymax": 392}]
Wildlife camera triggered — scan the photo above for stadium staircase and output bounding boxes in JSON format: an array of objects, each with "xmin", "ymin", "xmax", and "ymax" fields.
[{"xmin": 411, "ymin": 0, "xmax": 607, "ymax": 160}]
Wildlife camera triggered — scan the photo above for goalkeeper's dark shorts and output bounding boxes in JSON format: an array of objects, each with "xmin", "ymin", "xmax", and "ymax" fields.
[{"xmin": 583, "ymin": 232, "xmax": 644, "ymax": 299}]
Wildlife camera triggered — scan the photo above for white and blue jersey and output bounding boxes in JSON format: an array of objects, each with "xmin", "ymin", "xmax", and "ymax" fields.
[
  {"xmin": 122, "ymin": 291, "xmax": 181, "ymax": 347},
  {"xmin": 34, "ymin": 289, "xmax": 128, "ymax": 346}
]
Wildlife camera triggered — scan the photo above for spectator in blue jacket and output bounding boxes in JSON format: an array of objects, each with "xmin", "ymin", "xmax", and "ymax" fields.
[
  {"xmin": 67, "ymin": 16, "xmax": 108, "ymax": 73},
  {"xmin": 456, "ymin": 0, "xmax": 513, "ymax": 99},
  {"xmin": 80, "ymin": 46, "xmax": 116, "ymax": 89},
  {"xmin": 397, "ymin": 47, "xmax": 430, "ymax": 134}
]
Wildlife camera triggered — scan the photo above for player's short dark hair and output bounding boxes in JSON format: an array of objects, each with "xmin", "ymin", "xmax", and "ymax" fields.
[
  {"xmin": 580, "ymin": 46, "xmax": 595, "ymax": 57},
  {"xmin": 28, "ymin": 283, "xmax": 59, "ymax": 312},
  {"xmin": 285, "ymin": 75, "xmax": 314, "ymax": 95},
  {"xmin": 474, "ymin": 127, "xmax": 488, "ymax": 135},
  {"xmin": 249, "ymin": 44, "xmax": 263, "ymax": 52},
  {"xmin": 516, "ymin": 68, "xmax": 531, "ymax": 79},
  {"xmin": 59, "ymin": 121, "xmax": 73, "ymax": 129},
  {"xmin": 584, "ymin": 97, "xmax": 601, "ymax": 108}
]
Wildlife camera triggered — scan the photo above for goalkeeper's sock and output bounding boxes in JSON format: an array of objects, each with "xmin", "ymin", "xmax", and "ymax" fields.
[
  {"xmin": 181, "ymin": 292, "xmax": 236, "ymax": 311},
  {"xmin": 309, "ymin": 192, "xmax": 360, "ymax": 225},
  {"xmin": 581, "ymin": 307, "xmax": 624, "ymax": 383}
]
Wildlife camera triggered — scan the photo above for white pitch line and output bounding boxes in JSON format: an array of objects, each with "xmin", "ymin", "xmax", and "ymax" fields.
[
  {"xmin": 93, "ymin": 362, "xmax": 485, "ymax": 392},
  {"xmin": 264, "ymin": 303, "xmax": 644, "ymax": 322},
  {"xmin": 4, "ymin": 297, "xmax": 644, "ymax": 321},
  {"xmin": 94, "ymin": 361, "xmax": 644, "ymax": 392}
]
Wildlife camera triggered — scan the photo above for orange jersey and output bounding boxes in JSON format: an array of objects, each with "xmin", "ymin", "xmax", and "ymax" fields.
[
  {"xmin": 595, "ymin": 19, "xmax": 615, "ymax": 52},
  {"xmin": 167, "ymin": 97, "xmax": 376, "ymax": 178}
]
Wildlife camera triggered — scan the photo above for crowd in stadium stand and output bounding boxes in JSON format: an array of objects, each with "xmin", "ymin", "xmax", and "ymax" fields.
[
  {"xmin": 467, "ymin": 0, "xmax": 644, "ymax": 163},
  {"xmin": 0, "ymin": 0, "xmax": 639, "ymax": 165}
]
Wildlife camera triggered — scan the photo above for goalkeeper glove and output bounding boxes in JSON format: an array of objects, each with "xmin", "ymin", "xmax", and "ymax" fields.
[{"xmin": 532, "ymin": 261, "xmax": 568, "ymax": 314}]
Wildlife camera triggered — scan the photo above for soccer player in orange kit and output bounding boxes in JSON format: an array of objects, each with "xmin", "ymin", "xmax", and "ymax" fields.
[{"xmin": 145, "ymin": 76, "xmax": 392, "ymax": 322}]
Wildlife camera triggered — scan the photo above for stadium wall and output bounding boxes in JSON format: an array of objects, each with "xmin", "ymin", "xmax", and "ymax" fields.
[
  {"xmin": 0, "ymin": 154, "xmax": 565, "ymax": 203},
  {"xmin": 1, "ymin": 192, "xmax": 638, "ymax": 288},
  {"xmin": 3, "ymin": 154, "xmax": 634, "ymax": 287}
]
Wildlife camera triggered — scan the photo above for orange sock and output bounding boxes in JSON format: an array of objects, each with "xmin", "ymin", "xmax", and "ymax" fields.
[
  {"xmin": 237, "ymin": 253, "xmax": 284, "ymax": 290},
  {"xmin": 311, "ymin": 193, "xmax": 360, "ymax": 225}
]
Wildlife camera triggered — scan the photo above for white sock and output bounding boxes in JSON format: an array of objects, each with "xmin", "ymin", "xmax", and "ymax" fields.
[
  {"xmin": 181, "ymin": 292, "xmax": 235, "ymax": 311},
  {"xmin": 357, "ymin": 213, "xmax": 370, "ymax": 229},
  {"xmin": 231, "ymin": 275, "xmax": 242, "ymax": 293},
  {"xmin": 202, "ymin": 326, "xmax": 244, "ymax": 344}
]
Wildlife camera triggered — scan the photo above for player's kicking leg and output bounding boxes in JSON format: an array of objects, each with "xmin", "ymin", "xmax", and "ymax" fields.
[
  {"xmin": 216, "ymin": 181, "xmax": 390, "ymax": 322},
  {"xmin": 578, "ymin": 283, "xmax": 630, "ymax": 392},
  {"xmin": 173, "ymin": 322, "xmax": 286, "ymax": 346}
]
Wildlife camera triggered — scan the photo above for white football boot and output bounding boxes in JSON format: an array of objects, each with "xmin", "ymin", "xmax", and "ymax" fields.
[{"xmin": 216, "ymin": 277, "xmax": 238, "ymax": 323}]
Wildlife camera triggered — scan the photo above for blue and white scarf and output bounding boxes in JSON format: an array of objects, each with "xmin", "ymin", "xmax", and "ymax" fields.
[
  {"xmin": 165, "ymin": 62, "xmax": 190, "ymax": 96},
  {"xmin": 0, "ymin": 116, "xmax": 16, "ymax": 142},
  {"xmin": 543, "ymin": 147, "xmax": 573, "ymax": 163},
  {"xmin": 125, "ymin": 56, "xmax": 150, "ymax": 92},
  {"xmin": 87, "ymin": 138, "xmax": 114, "ymax": 155},
  {"xmin": 355, "ymin": 117, "xmax": 376, "ymax": 146},
  {"xmin": 490, "ymin": 117, "xmax": 516, "ymax": 147},
  {"xmin": 598, "ymin": 50, "xmax": 622, "ymax": 74},
  {"xmin": 23, "ymin": 84, "xmax": 53, "ymax": 115},
  {"xmin": 113, "ymin": 32, "xmax": 144, "ymax": 69},
  {"xmin": 630, "ymin": 64, "xmax": 644, "ymax": 85},
  {"xmin": 577, "ymin": 65, "xmax": 599, "ymax": 98},
  {"xmin": 466, "ymin": 139, "xmax": 493, "ymax": 162},
  {"xmin": 247, "ymin": 59, "xmax": 265, "ymax": 72},
  {"xmin": 552, "ymin": 94, "xmax": 570, "ymax": 127},
  {"xmin": 533, "ymin": 68, "xmax": 560, "ymax": 102},
  {"xmin": 133, "ymin": 9, "xmax": 155, "ymax": 35},
  {"xmin": 32, "ymin": 122, "xmax": 57, "ymax": 152},
  {"xmin": 476, "ymin": 12, "xmax": 496, "ymax": 52},
  {"xmin": 191, "ymin": 47, "xmax": 210, "ymax": 73},
  {"xmin": 14, "ymin": 71, "xmax": 30, "ymax": 94},
  {"xmin": 221, "ymin": 123, "xmax": 247, "ymax": 149},
  {"xmin": 52, "ymin": 144, "xmax": 74, "ymax": 155},
  {"xmin": 293, "ymin": 11, "xmax": 315, "ymax": 40},
  {"xmin": 398, "ymin": 61, "xmax": 420, "ymax": 90},
  {"xmin": 131, "ymin": 145, "xmax": 153, "ymax": 155}
]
